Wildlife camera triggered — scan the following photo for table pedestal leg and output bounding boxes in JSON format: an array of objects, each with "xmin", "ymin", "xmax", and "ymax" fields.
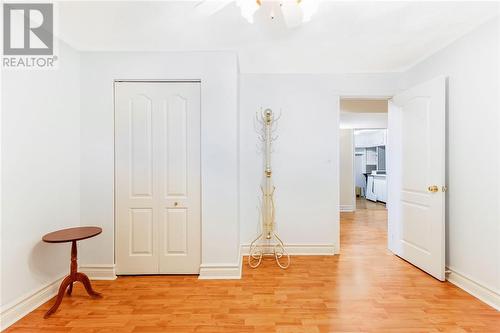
[
  {"xmin": 75, "ymin": 272, "xmax": 101, "ymax": 297},
  {"xmin": 44, "ymin": 241, "xmax": 102, "ymax": 318}
]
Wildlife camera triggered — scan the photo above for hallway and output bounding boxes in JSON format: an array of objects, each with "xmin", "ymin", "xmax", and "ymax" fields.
[{"xmin": 5, "ymin": 210, "xmax": 499, "ymax": 333}]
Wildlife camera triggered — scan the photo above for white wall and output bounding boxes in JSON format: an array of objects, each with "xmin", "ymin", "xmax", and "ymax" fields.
[
  {"xmin": 403, "ymin": 18, "xmax": 499, "ymax": 299},
  {"xmin": 1, "ymin": 42, "xmax": 81, "ymax": 313},
  {"xmin": 79, "ymin": 52, "xmax": 240, "ymax": 277},
  {"xmin": 340, "ymin": 112, "xmax": 388, "ymax": 129},
  {"xmin": 354, "ymin": 129, "xmax": 387, "ymax": 148},
  {"xmin": 239, "ymin": 74, "xmax": 400, "ymax": 253},
  {"xmin": 339, "ymin": 129, "xmax": 354, "ymax": 212}
]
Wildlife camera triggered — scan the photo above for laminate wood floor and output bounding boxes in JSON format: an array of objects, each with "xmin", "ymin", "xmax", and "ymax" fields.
[
  {"xmin": 355, "ymin": 197, "xmax": 386, "ymax": 210},
  {"xmin": 6, "ymin": 209, "xmax": 499, "ymax": 332}
]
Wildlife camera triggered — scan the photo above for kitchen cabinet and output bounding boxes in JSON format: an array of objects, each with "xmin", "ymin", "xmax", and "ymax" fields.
[
  {"xmin": 356, "ymin": 146, "xmax": 385, "ymax": 174},
  {"xmin": 366, "ymin": 147, "xmax": 378, "ymax": 165},
  {"xmin": 366, "ymin": 174, "xmax": 387, "ymax": 203},
  {"xmin": 366, "ymin": 175, "xmax": 377, "ymax": 201},
  {"xmin": 354, "ymin": 129, "xmax": 386, "ymax": 148},
  {"xmin": 373, "ymin": 175, "xmax": 387, "ymax": 203},
  {"xmin": 377, "ymin": 146, "xmax": 386, "ymax": 170},
  {"xmin": 355, "ymin": 148, "xmax": 367, "ymax": 173}
]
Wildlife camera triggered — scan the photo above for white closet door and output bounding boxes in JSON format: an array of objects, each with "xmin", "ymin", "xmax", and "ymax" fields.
[
  {"xmin": 157, "ymin": 84, "xmax": 200, "ymax": 274},
  {"xmin": 115, "ymin": 82, "xmax": 201, "ymax": 275}
]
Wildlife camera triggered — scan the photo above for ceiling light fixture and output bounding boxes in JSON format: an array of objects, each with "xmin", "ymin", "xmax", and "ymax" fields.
[{"xmin": 236, "ymin": 0, "xmax": 319, "ymax": 25}]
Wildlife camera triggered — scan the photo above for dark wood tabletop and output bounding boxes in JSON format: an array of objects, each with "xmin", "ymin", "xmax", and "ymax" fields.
[{"xmin": 42, "ymin": 226, "xmax": 102, "ymax": 243}]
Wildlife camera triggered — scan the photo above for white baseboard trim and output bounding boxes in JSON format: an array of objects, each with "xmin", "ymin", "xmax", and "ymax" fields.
[
  {"xmin": 0, "ymin": 264, "xmax": 116, "ymax": 331},
  {"xmin": 198, "ymin": 247, "xmax": 242, "ymax": 280},
  {"xmin": 446, "ymin": 267, "xmax": 500, "ymax": 311},
  {"xmin": 198, "ymin": 262, "xmax": 242, "ymax": 280},
  {"xmin": 241, "ymin": 243, "xmax": 335, "ymax": 256},
  {"xmin": 0, "ymin": 275, "xmax": 64, "ymax": 331},
  {"xmin": 340, "ymin": 205, "xmax": 354, "ymax": 212},
  {"xmin": 79, "ymin": 264, "xmax": 117, "ymax": 280}
]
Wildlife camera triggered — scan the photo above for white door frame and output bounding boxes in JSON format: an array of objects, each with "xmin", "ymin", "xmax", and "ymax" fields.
[{"xmin": 113, "ymin": 79, "xmax": 202, "ymax": 273}]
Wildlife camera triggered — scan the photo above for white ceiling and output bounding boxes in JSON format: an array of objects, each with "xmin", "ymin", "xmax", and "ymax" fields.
[{"xmin": 56, "ymin": 1, "xmax": 499, "ymax": 73}]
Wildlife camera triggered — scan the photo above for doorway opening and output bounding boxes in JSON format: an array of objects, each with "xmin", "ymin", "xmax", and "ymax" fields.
[
  {"xmin": 339, "ymin": 98, "xmax": 389, "ymax": 256},
  {"xmin": 338, "ymin": 76, "xmax": 447, "ymax": 281},
  {"xmin": 339, "ymin": 98, "xmax": 388, "ymax": 214}
]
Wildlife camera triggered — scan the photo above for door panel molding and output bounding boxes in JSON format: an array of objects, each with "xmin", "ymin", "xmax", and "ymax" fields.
[
  {"xmin": 388, "ymin": 76, "xmax": 446, "ymax": 281},
  {"xmin": 115, "ymin": 81, "xmax": 201, "ymax": 275}
]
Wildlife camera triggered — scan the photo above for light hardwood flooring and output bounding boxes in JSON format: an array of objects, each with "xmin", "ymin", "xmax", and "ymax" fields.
[
  {"xmin": 5, "ymin": 209, "xmax": 499, "ymax": 332},
  {"xmin": 355, "ymin": 197, "xmax": 386, "ymax": 210}
]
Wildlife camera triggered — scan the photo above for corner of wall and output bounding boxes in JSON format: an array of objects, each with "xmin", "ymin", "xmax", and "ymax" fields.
[
  {"xmin": 198, "ymin": 247, "xmax": 242, "ymax": 280},
  {"xmin": 0, "ymin": 275, "xmax": 65, "ymax": 331},
  {"xmin": 446, "ymin": 268, "xmax": 500, "ymax": 311},
  {"xmin": 340, "ymin": 205, "xmax": 355, "ymax": 212}
]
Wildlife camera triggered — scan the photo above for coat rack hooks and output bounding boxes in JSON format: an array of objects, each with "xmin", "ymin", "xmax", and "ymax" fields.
[{"xmin": 248, "ymin": 108, "xmax": 290, "ymax": 269}]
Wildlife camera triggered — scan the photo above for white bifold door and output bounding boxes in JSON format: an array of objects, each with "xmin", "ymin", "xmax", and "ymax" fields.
[
  {"xmin": 115, "ymin": 82, "xmax": 201, "ymax": 275},
  {"xmin": 387, "ymin": 76, "xmax": 446, "ymax": 281}
]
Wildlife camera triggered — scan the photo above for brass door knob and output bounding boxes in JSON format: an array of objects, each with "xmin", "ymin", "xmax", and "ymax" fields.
[
  {"xmin": 174, "ymin": 202, "xmax": 178, "ymax": 206},
  {"xmin": 428, "ymin": 185, "xmax": 439, "ymax": 193}
]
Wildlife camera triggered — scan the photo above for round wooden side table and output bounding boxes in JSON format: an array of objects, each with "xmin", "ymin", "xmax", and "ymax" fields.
[{"xmin": 42, "ymin": 226, "xmax": 103, "ymax": 318}]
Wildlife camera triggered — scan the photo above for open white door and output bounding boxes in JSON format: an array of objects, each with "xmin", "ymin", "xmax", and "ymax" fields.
[{"xmin": 387, "ymin": 76, "xmax": 446, "ymax": 281}]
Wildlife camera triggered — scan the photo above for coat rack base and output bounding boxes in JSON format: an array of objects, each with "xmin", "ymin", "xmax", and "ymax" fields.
[{"xmin": 248, "ymin": 233, "xmax": 290, "ymax": 269}]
